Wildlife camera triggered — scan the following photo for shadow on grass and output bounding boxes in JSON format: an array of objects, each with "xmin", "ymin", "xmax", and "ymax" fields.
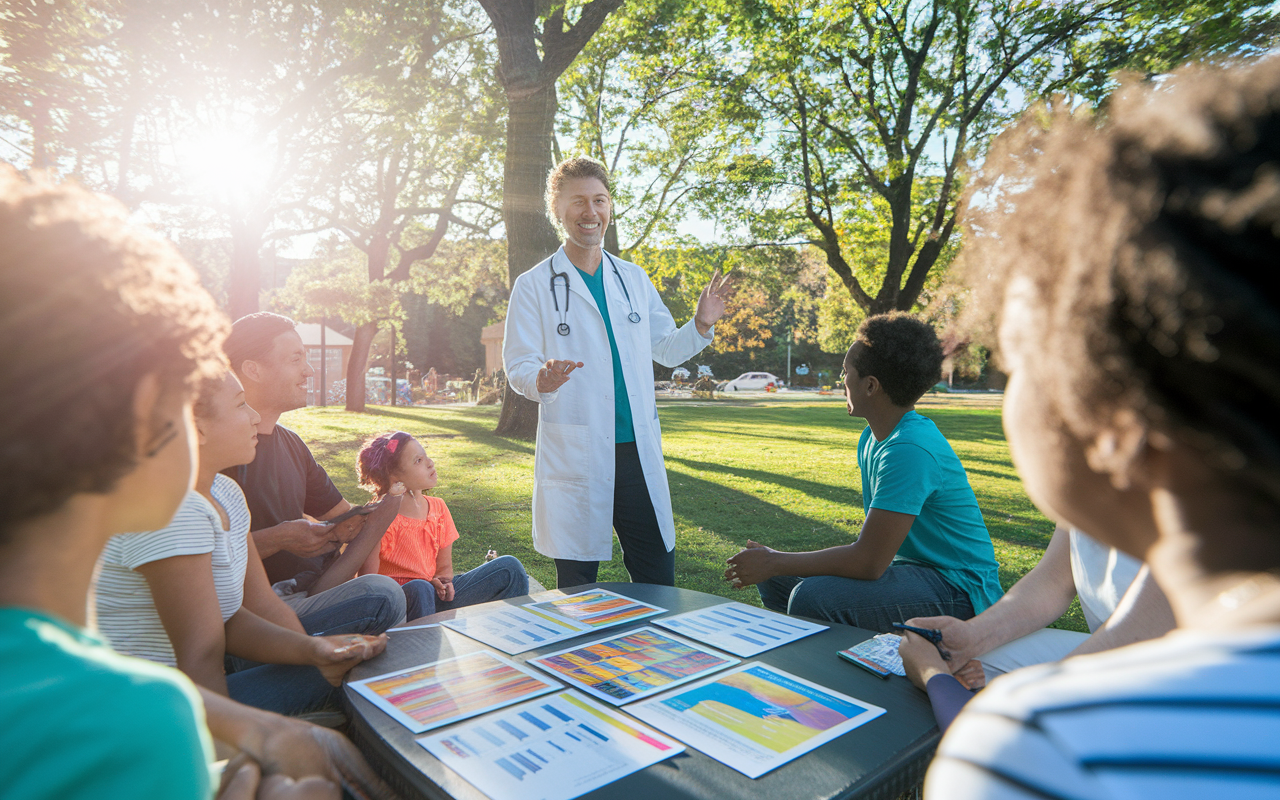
[
  {"xmin": 666, "ymin": 454, "xmax": 863, "ymax": 510},
  {"xmin": 363, "ymin": 407, "xmax": 534, "ymax": 456},
  {"xmin": 669, "ymin": 469, "xmax": 855, "ymax": 552}
]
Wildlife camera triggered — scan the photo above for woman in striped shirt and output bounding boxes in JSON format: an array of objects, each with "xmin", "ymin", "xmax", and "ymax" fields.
[
  {"xmin": 914, "ymin": 57, "xmax": 1280, "ymax": 798},
  {"xmin": 95, "ymin": 371, "xmax": 387, "ymax": 717}
]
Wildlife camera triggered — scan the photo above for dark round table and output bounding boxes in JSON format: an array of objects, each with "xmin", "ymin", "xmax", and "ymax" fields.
[{"xmin": 344, "ymin": 583, "xmax": 940, "ymax": 800}]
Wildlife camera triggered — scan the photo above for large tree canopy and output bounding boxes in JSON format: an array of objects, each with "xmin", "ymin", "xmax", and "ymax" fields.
[{"xmin": 700, "ymin": 0, "xmax": 1280, "ymax": 316}]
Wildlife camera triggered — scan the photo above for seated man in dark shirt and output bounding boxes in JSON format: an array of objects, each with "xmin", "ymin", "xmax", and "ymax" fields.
[{"xmin": 222, "ymin": 313, "xmax": 408, "ymax": 633}]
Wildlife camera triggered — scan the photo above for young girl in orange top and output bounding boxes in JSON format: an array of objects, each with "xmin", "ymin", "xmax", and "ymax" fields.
[{"xmin": 356, "ymin": 431, "xmax": 528, "ymax": 621}]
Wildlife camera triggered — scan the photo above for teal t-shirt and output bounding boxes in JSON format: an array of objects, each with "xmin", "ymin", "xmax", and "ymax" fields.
[
  {"xmin": 576, "ymin": 262, "xmax": 636, "ymax": 443},
  {"xmin": 858, "ymin": 411, "xmax": 1004, "ymax": 613},
  {"xmin": 0, "ymin": 608, "xmax": 213, "ymax": 800}
]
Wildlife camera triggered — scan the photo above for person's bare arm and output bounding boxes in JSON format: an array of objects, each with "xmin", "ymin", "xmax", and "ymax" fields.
[
  {"xmin": 223, "ymin": 608, "xmax": 386, "ymax": 686},
  {"xmin": 725, "ymin": 508, "xmax": 916, "ymax": 587},
  {"xmin": 137, "ymin": 554, "xmax": 230, "ymax": 695},
  {"xmin": 199, "ymin": 688, "xmax": 395, "ymax": 799},
  {"xmin": 1066, "ymin": 563, "xmax": 1175, "ymax": 657},
  {"xmin": 239, "ymin": 534, "xmax": 307, "ymax": 634},
  {"xmin": 356, "ymin": 547, "xmax": 380, "ymax": 577},
  {"xmin": 307, "ymin": 495, "xmax": 401, "ymax": 595},
  {"xmin": 903, "ymin": 524, "xmax": 1078, "ymax": 669}
]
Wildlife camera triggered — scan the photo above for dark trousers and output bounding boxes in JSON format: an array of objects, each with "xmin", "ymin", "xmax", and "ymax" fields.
[{"xmin": 555, "ymin": 441, "xmax": 675, "ymax": 589}]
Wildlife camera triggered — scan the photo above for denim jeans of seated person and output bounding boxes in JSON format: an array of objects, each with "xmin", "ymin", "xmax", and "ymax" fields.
[
  {"xmin": 227, "ymin": 662, "xmax": 341, "ymax": 717},
  {"xmin": 402, "ymin": 555, "xmax": 530, "ymax": 622},
  {"xmin": 282, "ymin": 572, "xmax": 407, "ymax": 635},
  {"xmin": 758, "ymin": 563, "xmax": 974, "ymax": 634},
  {"xmin": 224, "ymin": 573, "xmax": 407, "ymax": 678}
]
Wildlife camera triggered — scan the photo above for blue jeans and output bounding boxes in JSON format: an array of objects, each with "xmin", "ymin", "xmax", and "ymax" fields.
[
  {"xmin": 224, "ymin": 574, "xmax": 406, "ymax": 716},
  {"xmin": 402, "ymin": 556, "xmax": 530, "ymax": 622},
  {"xmin": 227, "ymin": 663, "xmax": 340, "ymax": 717},
  {"xmin": 758, "ymin": 564, "xmax": 975, "ymax": 633},
  {"xmin": 284, "ymin": 573, "xmax": 407, "ymax": 635}
]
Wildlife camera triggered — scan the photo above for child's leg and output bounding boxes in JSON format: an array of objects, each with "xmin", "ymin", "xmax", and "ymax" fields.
[
  {"xmin": 401, "ymin": 579, "xmax": 437, "ymax": 622},
  {"xmin": 437, "ymin": 556, "xmax": 530, "ymax": 612}
]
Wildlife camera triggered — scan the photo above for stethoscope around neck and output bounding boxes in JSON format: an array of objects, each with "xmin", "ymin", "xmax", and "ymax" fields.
[{"xmin": 550, "ymin": 251, "xmax": 641, "ymax": 336}]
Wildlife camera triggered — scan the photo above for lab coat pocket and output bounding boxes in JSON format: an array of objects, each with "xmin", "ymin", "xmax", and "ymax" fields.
[{"xmin": 537, "ymin": 421, "xmax": 591, "ymax": 482}]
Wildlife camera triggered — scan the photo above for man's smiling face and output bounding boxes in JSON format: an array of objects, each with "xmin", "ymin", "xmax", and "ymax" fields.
[{"xmin": 555, "ymin": 176, "xmax": 611, "ymax": 251}]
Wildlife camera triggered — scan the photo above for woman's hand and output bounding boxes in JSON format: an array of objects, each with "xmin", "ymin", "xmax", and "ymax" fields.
[
  {"xmin": 904, "ymin": 615, "xmax": 981, "ymax": 667},
  {"xmin": 430, "ymin": 576, "xmax": 455, "ymax": 602},
  {"xmin": 724, "ymin": 540, "xmax": 778, "ymax": 588},
  {"xmin": 899, "ymin": 630, "xmax": 954, "ymax": 692},
  {"xmin": 310, "ymin": 634, "xmax": 386, "ymax": 686},
  {"xmin": 218, "ymin": 757, "xmax": 339, "ymax": 800},
  {"xmin": 952, "ymin": 658, "xmax": 986, "ymax": 690}
]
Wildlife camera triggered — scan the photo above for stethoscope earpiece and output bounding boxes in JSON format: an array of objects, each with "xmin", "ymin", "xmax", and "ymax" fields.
[{"xmin": 548, "ymin": 252, "xmax": 641, "ymax": 337}]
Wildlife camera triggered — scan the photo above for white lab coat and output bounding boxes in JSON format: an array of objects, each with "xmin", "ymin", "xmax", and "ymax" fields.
[{"xmin": 503, "ymin": 247, "xmax": 714, "ymax": 561}]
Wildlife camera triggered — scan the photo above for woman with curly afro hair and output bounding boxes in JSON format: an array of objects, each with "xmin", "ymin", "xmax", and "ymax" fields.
[{"xmin": 913, "ymin": 55, "xmax": 1280, "ymax": 797}]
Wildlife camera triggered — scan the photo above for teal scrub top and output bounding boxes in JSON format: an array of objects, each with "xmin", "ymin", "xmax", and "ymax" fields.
[
  {"xmin": 576, "ymin": 262, "xmax": 636, "ymax": 443},
  {"xmin": 858, "ymin": 410, "xmax": 1004, "ymax": 613}
]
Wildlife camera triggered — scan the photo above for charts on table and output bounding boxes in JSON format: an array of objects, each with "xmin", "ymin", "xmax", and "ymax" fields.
[
  {"xmin": 419, "ymin": 690, "xmax": 684, "ymax": 800},
  {"xmin": 653, "ymin": 602, "xmax": 827, "ymax": 657},
  {"xmin": 530, "ymin": 627, "xmax": 738, "ymax": 705},
  {"xmin": 524, "ymin": 589, "xmax": 667, "ymax": 630},
  {"xmin": 441, "ymin": 590, "xmax": 668, "ymax": 655},
  {"xmin": 439, "ymin": 606, "xmax": 587, "ymax": 654},
  {"xmin": 628, "ymin": 662, "xmax": 886, "ymax": 778},
  {"xmin": 348, "ymin": 650, "xmax": 560, "ymax": 733}
]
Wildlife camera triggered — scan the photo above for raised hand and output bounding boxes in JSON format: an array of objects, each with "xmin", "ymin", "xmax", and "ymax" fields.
[
  {"xmin": 694, "ymin": 270, "xmax": 731, "ymax": 335},
  {"xmin": 536, "ymin": 359, "xmax": 585, "ymax": 393}
]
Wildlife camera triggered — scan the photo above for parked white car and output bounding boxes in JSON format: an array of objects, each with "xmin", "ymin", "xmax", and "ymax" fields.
[{"xmin": 720, "ymin": 371, "xmax": 781, "ymax": 391}]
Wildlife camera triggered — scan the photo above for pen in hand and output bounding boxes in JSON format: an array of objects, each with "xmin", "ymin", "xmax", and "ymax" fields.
[{"xmin": 891, "ymin": 622, "xmax": 952, "ymax": 661}]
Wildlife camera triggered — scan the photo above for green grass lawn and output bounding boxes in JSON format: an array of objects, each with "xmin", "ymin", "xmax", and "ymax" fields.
[{"xmin": 282, "ymin": 392, "xmax": 1087, "ymax": 634}]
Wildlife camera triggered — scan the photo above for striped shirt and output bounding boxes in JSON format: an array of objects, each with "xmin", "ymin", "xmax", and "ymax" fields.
[
  {"xmin": 377, "ymin": 497, "xmax": 459, "ymax": 585},
  {"xmin": 93, "ymin": 475, "xmax": 250, "ymax": 666},
  {"xmin": 926, "ymin": 627, "xmax": 1280, "ymax": 799}
]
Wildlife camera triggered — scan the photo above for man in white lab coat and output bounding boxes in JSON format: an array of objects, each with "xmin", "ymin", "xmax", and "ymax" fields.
[{"xmin": 503, "ymin": 157, "xmax": 730, "ymax": 588}]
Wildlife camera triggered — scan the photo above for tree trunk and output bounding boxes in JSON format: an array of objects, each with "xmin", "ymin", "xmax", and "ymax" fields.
[
  {"xmin": 495, "ymin": 386, "xmax": 539, "ymax": 439},
  {"xmin": 228, "ymin": 217, "xmax": 263, "ymax": 320},
  {"xmin": 345, "ymin": 321, "xmax": 378, "ymax": 413},
  {"xmin": 493, "ymin": 84, "xmax": 561, "ymax": 439},
  {"xmin": 480, "ymin": 0, "xmax": 623, "ymax": 440}
]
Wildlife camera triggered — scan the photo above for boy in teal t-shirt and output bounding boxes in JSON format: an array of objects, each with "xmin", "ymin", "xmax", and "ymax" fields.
[{"xmin": 725, "ymin": 313, "xmax": 1003, "ymax": 633}]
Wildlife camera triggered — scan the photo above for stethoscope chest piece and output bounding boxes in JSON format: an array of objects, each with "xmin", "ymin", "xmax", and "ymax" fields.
[
  {"xmin": 627, "ymin": 311, "xmax": 641, "ymax": 324},
  {"xmin": 557, "ymin": 322, "xmax": 571, "ymax": 336}
]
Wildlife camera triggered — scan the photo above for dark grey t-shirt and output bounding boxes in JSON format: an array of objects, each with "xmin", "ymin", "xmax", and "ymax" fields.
[{"xmin": 223, "ymin": 424, "xmax": 344, "ymax": 585}]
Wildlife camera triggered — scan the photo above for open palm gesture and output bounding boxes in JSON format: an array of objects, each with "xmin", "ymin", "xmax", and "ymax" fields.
[{"xmin": 695, "ymin": 270, "xmax": 731, "ymax": 334}]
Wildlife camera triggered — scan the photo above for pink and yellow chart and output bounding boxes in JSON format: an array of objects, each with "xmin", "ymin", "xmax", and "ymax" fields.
[{"xmin": 350, "ymin": 650, "xmax": 561, "ymax": 734}]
